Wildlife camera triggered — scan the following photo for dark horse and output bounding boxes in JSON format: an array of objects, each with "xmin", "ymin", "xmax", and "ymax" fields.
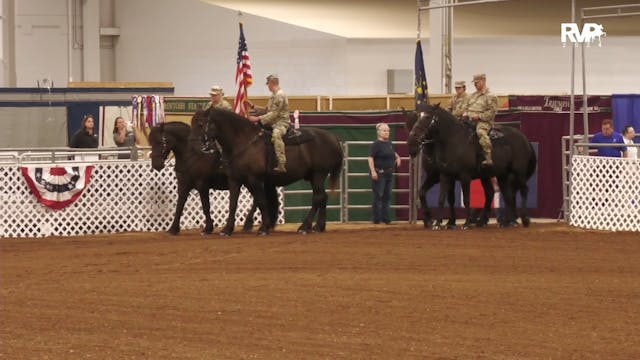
[
  {"xmin": 200, "ymin": 108, "xmax": 343, "ymax": 236},
  {"xmin": 407, "ymin": 104, "xmax": 537, "ymax": 227},
  {"xmin": 148, "ymin": 121, "xmax": 257, "ymax": 235},
  {"xmin": 405, "ymin": 110, "xmax": 457, "ymax": 229}
]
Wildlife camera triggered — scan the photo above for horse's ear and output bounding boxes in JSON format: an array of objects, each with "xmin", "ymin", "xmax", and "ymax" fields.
[
  {"xmin": 434, "ymin": 102, "xmax": 441, "ymax": 109},
  {"xmin": 405, "ymin": 111, "xmax": 418, "ymax": 130}
]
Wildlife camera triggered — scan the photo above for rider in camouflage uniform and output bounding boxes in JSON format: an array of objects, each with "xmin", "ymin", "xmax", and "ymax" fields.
[
  {"xmin": 196, "ymin": 85, "xmax": 232, "ymax": 154},
  {"xmin": 447, "ymin": 80, "xmax": 469, "ymax": 118},
  {"xmin": 461, "ymin": 73, "xmax": 498, "ymax": 167},
  {"xmin": 205, "ymin": 85, "xmax": 232, "ymax": 111},
  {"xmin": 247, "ymin": 74, "xmax": 290, "ymax": 173}
]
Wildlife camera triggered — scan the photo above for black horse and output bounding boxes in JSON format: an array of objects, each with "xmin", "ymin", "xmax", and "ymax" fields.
[
  {"xmin": 405, "ymin": 110, "xmax": 457, "ymax": 229},
  {"xmin": 148, "ymin": 121, "xmax": 257, "ymax": 235},
  {"xmin": 201, "ymin": 108, "xmax": 343, "ymax": 236},
  {"xmin": 407, "ymin": 104, "xmax": 537, "ymax": 227}
]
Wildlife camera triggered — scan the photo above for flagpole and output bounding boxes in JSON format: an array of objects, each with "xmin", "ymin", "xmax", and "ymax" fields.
[
  {"xmin": 238, "ymin": 11, "xmax": 248, "ymax": 106},
  {"xmin": 416, "ymin": 0, "xmax": 421, "ymax": 39}
]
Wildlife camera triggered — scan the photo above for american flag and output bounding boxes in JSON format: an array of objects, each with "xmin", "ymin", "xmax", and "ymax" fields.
[{"xmin": 233, "ymin": 22, "xmax": 253, "ymax": 116}]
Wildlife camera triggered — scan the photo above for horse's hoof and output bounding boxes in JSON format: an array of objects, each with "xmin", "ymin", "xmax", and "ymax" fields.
[
  {"xmin": 257, "ymin": 230, "xmax": 269, "ymax": 236},
  {"xmin": 297, "ymin": 225, "xmax": 311, "ymax": 233},
  {"xmin": 312, "ymin": 224, "xmax": 325, "ymax": 233},
  {"xmin": 297, "ymin": 229, "xmax": 307, "ymax": 235},
  {"xmin": 219, "ymin": 231, "xmax": 231, "ymax": 237},
  {"xmin": 167, "ymin": 229, "xmax": 179, "ymax": 236},
  {"xmin": 201, "ymin": 226, "xmax": 214, "ymax": 235},
  {"xmin": 432, "ymin": 224, "xmax": 442, "ymax": 231},
  {"xmin": 522, "ymin": 218, "xmax": 531, "ymax": 228},
  {"xmin": 242, "ymin": 227, "xmax": 253, "ymax": 233},
  {"xmin": 460, "ymin": 224, "xmax": 469, "ymax": 230},
  {"xmin": 446, "ymin": 224, "xmax": 456, "ymax": 230},
  {"xmin": 423, "ymin": 220, "xmax": 434, "ymax": 228}
]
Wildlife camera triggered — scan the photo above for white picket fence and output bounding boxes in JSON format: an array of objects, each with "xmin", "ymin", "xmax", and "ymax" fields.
[
  {"xmin": 0, "ymin": 161, "xmax": 282, "ymax": 238},
  {"xmin": 570, "ymin": 155, "xmax": 640, "ymax": 232}
]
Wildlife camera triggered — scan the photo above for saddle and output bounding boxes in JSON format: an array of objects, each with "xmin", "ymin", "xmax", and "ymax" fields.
[
  {"xmin": 261, "ymin": 126, "xmax": 314, "ymax": 145},
  {"xmin": 260, "ymin": 126, "xmax": 315, "ymax": 172},
  {"xmin": 462, "ymin": 119, "xmax": 505, "ymax": 141}
]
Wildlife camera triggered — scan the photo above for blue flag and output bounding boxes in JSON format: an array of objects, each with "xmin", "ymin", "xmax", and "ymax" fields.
[{"xmin": 414, "ymin": 39, "xmax": 429, "ymax": 110}]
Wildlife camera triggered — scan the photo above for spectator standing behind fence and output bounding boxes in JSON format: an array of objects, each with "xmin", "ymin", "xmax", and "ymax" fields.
[
  {"xmin": 622, "ymin": 125, "xmax": 637, "ymax": 159},
  {"xmin": 590, "ymin": 118, "xmax": 627, "ymax": 158},
  {"xmin": 113, "ymin": 116, "xmax": 136, "ymax": 159},
  {"xmin": 367, "ymin": 123, "xmax": 401, "ymax": 225},
  {"xmin": 70, "ymin": 114, "xmax": 98, "ymax": 149}
]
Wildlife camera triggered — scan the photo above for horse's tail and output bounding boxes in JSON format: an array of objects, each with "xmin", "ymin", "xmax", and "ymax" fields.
[
  {"xmin": 526, "ymin": 142, "xmax": 537, "ymax": 179},
  {"xmin": 328, "ymin": 145, "xmax": 344, "ymax": 193}
]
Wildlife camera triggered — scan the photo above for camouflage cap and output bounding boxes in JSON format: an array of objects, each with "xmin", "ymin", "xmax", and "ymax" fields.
[
  {"xmin": 472, "ymin": 73, "xmax": 486, "ymax": 82},
  {"xmin": 454, "ymin": 81, "xmax": 466, "ymax": 88},
  {"xmin": 265, "ymin": 74, "xmax": 279, "ymax": 84},
  {"xmin": 209, "ymin": 85, "xmax": 224, "ymax": 95}
]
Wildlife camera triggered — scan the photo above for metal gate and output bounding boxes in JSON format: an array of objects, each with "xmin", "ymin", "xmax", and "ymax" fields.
[{"xmin": 281, "ymin": 141, "xmax": 415, "ymax": 223}]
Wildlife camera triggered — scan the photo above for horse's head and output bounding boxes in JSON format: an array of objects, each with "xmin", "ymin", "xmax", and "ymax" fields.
[
  {"xmin": 148, "ymin": 123, "xmax": 173, "ymax": 171},
  {"xmin": 190, "ymin": 109, "xmax": 209, "ymax": 137},
  {"xmin": 204, "ymin": 108, "xmax": 256, "ymax": 150},
  {"xmin": 406, "ymin": 103, "xmax": 441, "ymax": 157}
]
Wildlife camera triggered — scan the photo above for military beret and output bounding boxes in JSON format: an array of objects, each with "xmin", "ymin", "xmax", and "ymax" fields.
[
  {"xmin": 209, "ymin": 85, "xmax": 224, "ymax": 95},
  {"xmin": 266, "ymin": 74, "xmax": 279, "ymax": 84},
  {"xmin": 454, "ymin": 81, "xmax": 466, "ymax": 87},
  {"xmin": 472, "ymin": 73, "xmax": 486, "ymax": 82}
]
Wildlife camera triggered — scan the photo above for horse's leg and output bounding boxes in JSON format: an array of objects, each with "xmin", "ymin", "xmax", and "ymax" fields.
[
  {"xmin": 460, "ymin": 178, "xmax": 473, "ymax": 230},
  {"xmin": 168, "ymin": 180, "xmax": 190, "ymax": 235},
  {"xmin": 446, "ymin": 177, "xmax": 457, "ymax": 229},
  {"xmin": 420, "ymin": 171, "xmax": 438, "ymax": 228},
  {"xmin": 298, "ymin": 180, "xmax": 321, "ymax": 234},
  {"xmin": 266, "ymin": 184, "xmax": 279, "ymax": 230},
  {"xmin": 311, "ymin": 174, "xmax": 329, "ymax": 233},
  {"xmin": 497, "ymin": 175, "xmax": 517, "ymax": 228},
  {"xmin": 242, "ymin": 202, "xmax": 257, "ymax": 233},
  {"xmin": 517, "ymin": 176, "xmax": 531, "ymax": 227},
  {"xmin": 221, "ymin": 180, "xmax": 241, "ymax": 236},
  {"xmin": 519, "ymin": 182, "xmax": 531, "ymax": 227},
  {"xmin": 477, "ymin": 177, "xmax": 494, "ymax": 228},
  {"xmin": 245, "ymin": 179, "xmax": 271, "ymax": 236},
  {"xmin": 434, "ymin": 175, "xmax": 450, "ymax": 230},
  {"xmin": 197, "ymin": 185, "xmax": 214, "ymax": 234}
]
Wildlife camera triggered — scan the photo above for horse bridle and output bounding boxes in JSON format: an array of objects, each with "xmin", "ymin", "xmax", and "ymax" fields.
[
  {"xmin": 411, "ymin": 111, "xmax": 436, "ymax": 146},
  {"xmin": 153, "ymin": 124, "xmax": 172, "ymax": 164}
]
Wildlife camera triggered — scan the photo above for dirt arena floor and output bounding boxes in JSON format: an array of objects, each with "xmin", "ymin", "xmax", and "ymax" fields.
[{"xmin": 1, "ymin": 221, "xmax": 639, "ymax": 359}]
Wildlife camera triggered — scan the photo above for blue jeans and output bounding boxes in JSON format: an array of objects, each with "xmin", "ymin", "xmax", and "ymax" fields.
[{"xmin": 371, "ymin": 170, "xmax": 393, "ymax": 223}]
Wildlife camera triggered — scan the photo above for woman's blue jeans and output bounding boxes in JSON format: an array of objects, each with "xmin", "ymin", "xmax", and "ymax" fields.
[{"xmin": 371, "ymin": 170, "xmax": 393, "ymax": 223}]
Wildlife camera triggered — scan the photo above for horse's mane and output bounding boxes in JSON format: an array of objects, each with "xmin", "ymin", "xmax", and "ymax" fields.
[
  {"xmin": 208, "ymin": 108, "xmax": 256, "ymax": 132},
  {"xmin": 164, "ymin": 121, "xmax": 191, "ymax": 130}
]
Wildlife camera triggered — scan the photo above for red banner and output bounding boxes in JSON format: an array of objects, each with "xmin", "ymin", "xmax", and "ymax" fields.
[
  {"xmin": 21, "ymin": 165, "xmax": 93, "ymax": 210},
  {"xmin": 508, "ymin": 95, "xmax": 611, "ymax": 113}
]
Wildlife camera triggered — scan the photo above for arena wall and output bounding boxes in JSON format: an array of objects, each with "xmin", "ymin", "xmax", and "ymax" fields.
[{"xmin": 9, "ymin": 0, "xmax": 640, "ymax": 96}]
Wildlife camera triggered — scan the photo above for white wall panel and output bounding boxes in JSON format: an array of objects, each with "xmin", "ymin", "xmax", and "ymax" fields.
[{"xmin": 9, "ymin": 0, "xmax": 640, "ymax": 96}]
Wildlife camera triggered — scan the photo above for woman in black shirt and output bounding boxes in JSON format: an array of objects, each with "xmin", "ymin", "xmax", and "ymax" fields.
[
  {"xmin": 367, "ymin": 122, "xmax": 401, "ymax": 224},
  {"xmin": 70, "ymin": 114, "xmax": 99, "ymax": 149}
]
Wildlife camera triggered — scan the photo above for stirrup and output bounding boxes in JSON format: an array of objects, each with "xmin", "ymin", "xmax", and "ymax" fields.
[{"xmin": 272, "ymin": 164, "xmax": 286, "ymax": 173}]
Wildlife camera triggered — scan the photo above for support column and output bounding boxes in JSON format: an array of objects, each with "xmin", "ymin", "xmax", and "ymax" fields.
[
  {"xmin": 428, "ymin": 0, "xmax": 443, "ymax": 94},
  {"xmin": 1, "ymin": 0, "xmax": 17, "ymax": 86},
  {"xmin": 82, "ymin": 0, "xmax": 100, "ymax": 81}
]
